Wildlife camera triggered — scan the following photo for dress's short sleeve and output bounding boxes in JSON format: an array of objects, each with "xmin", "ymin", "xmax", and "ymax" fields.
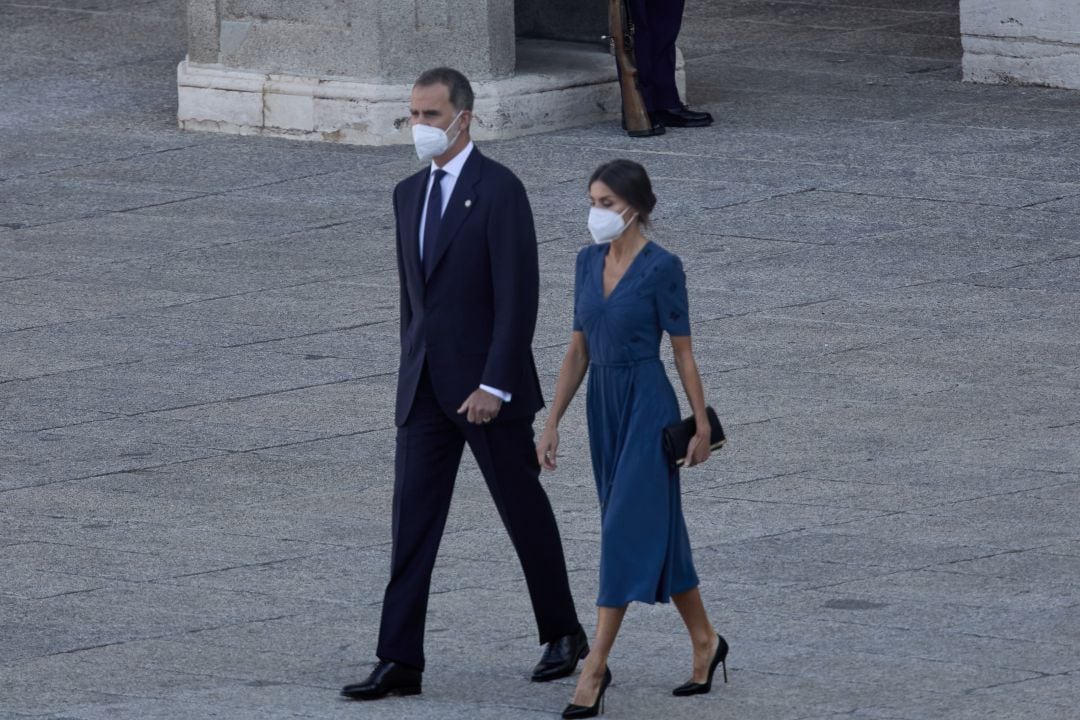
[
  {"xmin": 572, "ymin": 247, "xmax": 589, "ymax": 332},
  {"xmin": 657, "ymin": 254, "xmax": 691, "ymax": 337}
]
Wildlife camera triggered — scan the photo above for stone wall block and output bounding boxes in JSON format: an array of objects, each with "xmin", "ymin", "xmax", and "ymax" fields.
[
  {"xmin": 223, "ymin": 0, "xmax": 351, "ymax": 26},
  {"xmin": 179, "ymin": 86, "xmax": 264, "ymax": 131},
  {"xmin": 484, "ymin": 0, "xmax": 516, "ymax": 79},
  {"xmin": 372, "ymin": 0, "xmax": 515, "ymax": 83},
  {"xmin": 263, "ymin": 89, "xmax": 315, "ymax": 132},
  {"xmin": 186, "ymin": 0, "xmax": 221, "ymax": 63},
  {"xmin": 218, "ymin": 21, "xmax": 375, "ymax": 78}
]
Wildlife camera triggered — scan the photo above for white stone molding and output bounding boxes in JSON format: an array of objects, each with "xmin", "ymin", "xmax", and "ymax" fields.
[
  {"xmin": 178, "ymin": 39, "xmax": 686, "ymax": 145},
  {"xmin": 961, "ymin": 0, "xmax": 1080, "ymax": 90}
]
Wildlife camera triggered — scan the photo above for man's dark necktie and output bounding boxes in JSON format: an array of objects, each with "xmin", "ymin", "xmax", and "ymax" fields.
[{"xmin": 422, "ymin": 169, "xmax": 447, "ymax": 278}]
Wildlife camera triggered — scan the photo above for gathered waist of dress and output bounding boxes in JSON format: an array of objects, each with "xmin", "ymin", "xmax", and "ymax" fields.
[{"xmin": 589, "ymin": 355, "xmax": 661, "ymax": 368}]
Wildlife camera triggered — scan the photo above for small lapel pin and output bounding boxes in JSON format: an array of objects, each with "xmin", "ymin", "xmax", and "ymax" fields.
[{"xmin": 464, "ymin": 199, "xmax": 472, "ymax": 208}]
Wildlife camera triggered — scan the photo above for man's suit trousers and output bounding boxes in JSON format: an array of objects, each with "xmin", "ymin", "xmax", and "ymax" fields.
[
  {"xmin": 376, "ymin": 366, "xmax": 579, "ymax": 671},
  {"xmin": 629, "ymin": 0, "xmax": 686, "ymax": 112}
]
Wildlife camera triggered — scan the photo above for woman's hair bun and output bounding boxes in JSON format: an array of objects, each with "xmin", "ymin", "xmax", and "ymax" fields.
[{"xmin": 589, "ymin": 159, "xmax": 657, "ymax": 227}]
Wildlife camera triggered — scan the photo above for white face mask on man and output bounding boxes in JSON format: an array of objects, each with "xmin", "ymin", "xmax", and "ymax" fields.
[
  {"xmin": 587, "ymin": 206, "xmax": 637, "ymax": 244},
  {"xmin": 412, "ymin": 110, "xmax": 464, "ymax": 162}
]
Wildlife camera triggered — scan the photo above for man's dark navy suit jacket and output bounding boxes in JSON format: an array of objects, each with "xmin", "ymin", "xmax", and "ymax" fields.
[{"xmin": 392, "ymin": 148, "xmax": 545, "ymax": 427}]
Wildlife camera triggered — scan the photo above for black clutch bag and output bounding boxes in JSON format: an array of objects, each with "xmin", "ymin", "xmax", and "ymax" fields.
[{"xmin": 662, "ymin": 406, "xmax": 726, "ymax": 468}]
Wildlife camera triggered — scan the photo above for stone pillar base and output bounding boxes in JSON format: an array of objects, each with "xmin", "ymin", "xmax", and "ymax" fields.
[
  {"xmin": 960, "ymin": 0, "xmax": 1080, "ymax": 91},
  {"xmin": 178, "ymin": 39, "xmax": 686, "ymax": 145},
  {"xmin": 963, "ymin": 36, "xmax": 1080, "ymax": 90}
]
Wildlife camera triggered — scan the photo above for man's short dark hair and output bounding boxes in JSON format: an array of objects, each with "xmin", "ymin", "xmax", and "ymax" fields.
[{"xmin": 414, "ymin": 67, "xmax": 475, "ymax": 112}]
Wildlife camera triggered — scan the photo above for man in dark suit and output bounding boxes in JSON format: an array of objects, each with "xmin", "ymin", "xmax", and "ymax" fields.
[
  {"xmin": 340, "ymin": 67, "xmax": 587, "ymax": 701},
  {"xmin": 627, "ymin": 0, "xmax": 713, "ymax": 136}
]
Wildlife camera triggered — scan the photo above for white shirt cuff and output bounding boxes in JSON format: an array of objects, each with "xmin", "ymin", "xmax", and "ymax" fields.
[{"xmin": 479, "ymin": 384, "xmax": 511, "ymax": 402}]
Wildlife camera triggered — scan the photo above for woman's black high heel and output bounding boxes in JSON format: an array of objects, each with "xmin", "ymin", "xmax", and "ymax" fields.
[
  {"xmin": 672, "ymin": 633, "xmax": 728, "ymax": 696},
  {"xmin": 562, "ymin": 666, "xmax": 612, "ymax": 719}
]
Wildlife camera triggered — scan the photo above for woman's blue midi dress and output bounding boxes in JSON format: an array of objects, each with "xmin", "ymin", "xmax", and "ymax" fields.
[{"xmin": 573, "ymin": 241, "xmax": 700, "ymax": 607}]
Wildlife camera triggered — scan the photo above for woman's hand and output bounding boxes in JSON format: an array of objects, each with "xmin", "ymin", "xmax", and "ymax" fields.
[
  {"xmin": 536, "ymin": 426, "xmax": 560, "ymax": 471},
  {"xmin": 684, "ymin": 427, "xmax": 712, "ymax": 468}
]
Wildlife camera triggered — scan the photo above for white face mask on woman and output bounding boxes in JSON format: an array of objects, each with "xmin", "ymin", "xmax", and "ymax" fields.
[
  {"xmin": 412, "ymin": 110, "xmax": 464, "ymax": 161},
  {"xmin": 587, "ymin": 206, "xmax": 637, "ymax": 244}
]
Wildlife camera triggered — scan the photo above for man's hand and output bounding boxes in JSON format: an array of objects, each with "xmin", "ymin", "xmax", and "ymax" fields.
[{"xmin": 457, "ymin": 388, "xmax": 503, "ymax": 425}]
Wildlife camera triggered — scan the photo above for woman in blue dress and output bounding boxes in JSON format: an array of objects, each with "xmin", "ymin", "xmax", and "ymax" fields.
[{"xmin": 536, "ymin": 160, "xmax": 727, "ymax": 718}]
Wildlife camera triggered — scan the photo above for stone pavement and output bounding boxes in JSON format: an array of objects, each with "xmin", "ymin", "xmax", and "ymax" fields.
[{"xmin": 2, "ymin": 1, "xmax": 1080, "ymax": 718}]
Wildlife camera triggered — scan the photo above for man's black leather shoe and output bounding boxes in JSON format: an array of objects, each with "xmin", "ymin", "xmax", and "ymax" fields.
[
  {"xmin": 340, "ymin": 660, "xmax": 422, "ymax": 700},
  {"xmin": 654, "ymin": 105, "xmax": 714, "ymax": 128},
  {"xmin": 532, "ymin": 626, "xmax": 589, "ymax": 682}
]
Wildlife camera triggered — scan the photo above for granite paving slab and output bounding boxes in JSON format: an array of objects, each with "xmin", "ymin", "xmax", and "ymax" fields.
[{"xmin": 4, "ymin": 0, "xmax": 1080, "ymax": 718}]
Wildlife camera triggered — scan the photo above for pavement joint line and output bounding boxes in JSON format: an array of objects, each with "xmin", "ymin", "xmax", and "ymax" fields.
[
  {"xmin": 219, "ymin": 320, "xmax": 394, "ymax": 349},
  {"xmin": 800, "ymin": 334, "xmax": 940, "ymax": 359},
  {"xmin": 717, "ymin": 296, "xmax": 847, "ymax": 319},
  {"xmin": 912, "ymin": 116, "xmax": 1080, "ymax": 133},
  {"xmin": 227, "ymin": 423, "xmax": 397, "ymax": 455},
  {"xmin": 932, "ymin": 546, "xmax": 1054, "ymax": 567},
  {"xmin": 873, "ymin": 116, "xmax": 1062, "ymax": 139},
  {"xmin": 692, "ymin": 232, "xmax": 833, "ymax": 246},
  {"xmin": 704, "ymin": 186, "xmax": 819, "ymax": 211},
  {"xmin": 2, "ymin": 210, "xmax": 108, "ymax": 231},
  {"xmin": 728, "ymin": 469, "xmax": 826, "ymax": 486},
  {"xmin": 275, "ymin": 219, "xmax": 364, "ymax": 235},
  {"xmin": 771, "ymin": 42, "xmax": 966, "ymax": 69},
  {"xmin": 178, "ymin": 614, "xmax": 304, "ymax": 639},
  {"xmin": 1021, "ymin": 191, "xmax": 1080, "ymax": 209},
  {"xmin": 822, "ymin": 187, "xmax": 1061, "ymax": 211},
  {"xmin": 162, "ymin": 552, "xmax": 338, "ymax": 582},
  {"xmin": 967, "ymin": 250, "xmax": 1080, "ymax": 278},
  {"xmin": 559, "ymin": 140, "xmax": 890, "ymax": 169},
  {"xmin": 7, "ymin": 585, "xmax": 110, "ymax": 601},
  {"xmin": 140, "ymin": 578, "xmax": 354, "ymax": 605},
  {"xmin": 908, "ymin": 480, "xmax": 1080, "ymax": 510},
  {"xmin": 797, "ymin": 565, "xmax": 967, "ymax": 593},
  {"xmin": 961, "ymin": 669, "xmax": 1071, "ymax": 694},
  {"xmin": 716, "ymin": 56, "xmax": 956, "ymax": 79},
  {"xmin": 725, "ymin": 415, "xmax": 792, "ymax": 428},
  {"xmin": 1043, "ymin": 206, "xmax": 1080, "ymax": 216},
  {"xmin": 0, "ymin": 350, "xmax": 214, "ymax": 384},
  {"xmin": 22, "ymin": 615, "xmax": 305, "ymax": 662},
  {"xmin": 12, "ymin": 538, "xmax": 169, "ymax": 557},
  {"xmin": 126, "ymin": 268, "xmax": 390, "ymax": 313},
  {"xmin": 0, "ymin": 452, "xmax": 234, "ymax": 494},
  {"xmin": 22, "ymin": 143, "xmax": 211, "ymax": 181},
  {"xmin": 73, "ymin": 372, "xmax": 400, "ymax": 423},
  {"xmin": 109, "ymin": 193, "xmax": 220, "ymax": 214}
]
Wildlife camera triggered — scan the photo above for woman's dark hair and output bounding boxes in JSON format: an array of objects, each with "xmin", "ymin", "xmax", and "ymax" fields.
[{"xmin": 589, "ymin": 159, "xmax": 657, "ymax": 227}]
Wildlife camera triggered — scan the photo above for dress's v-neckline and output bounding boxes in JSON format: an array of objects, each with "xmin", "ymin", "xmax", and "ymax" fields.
[{"xmin": 601, "ymin": 241, "xmax": 651, "ymax": 301}]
